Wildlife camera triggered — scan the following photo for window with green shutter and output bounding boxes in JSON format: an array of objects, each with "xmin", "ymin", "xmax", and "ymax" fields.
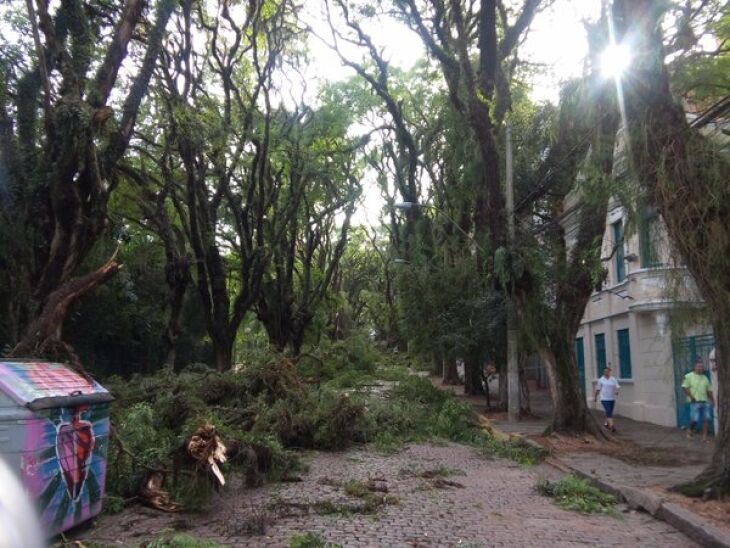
[
  {"xmin": 575, "ymin": 337, "xmax": 586, "ymax": 396},
  {"xmin": 617, "ymin": 328, "xmax": 632, "ymax": 379},
  {"xmin": 640, "ymin": 210, "xmax": 661, "ymax": 268},
  {"xmin": 613, "ymin": 220, "xmax": 625, "ymax": 282},
  {"xmin": 594, "ymin": 333, "xmax": 606, "ymax": 377}
]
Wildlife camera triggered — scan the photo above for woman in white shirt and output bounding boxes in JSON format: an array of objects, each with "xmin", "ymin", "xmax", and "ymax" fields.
[{"xmin": 595, "ymin": 366, "xmax": 620, "ymax": 432}]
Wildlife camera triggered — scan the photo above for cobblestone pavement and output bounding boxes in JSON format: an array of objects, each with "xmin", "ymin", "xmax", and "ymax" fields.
[{"xmin": 79, "ymin": 443, "xmax": 696, "ymax": 547}]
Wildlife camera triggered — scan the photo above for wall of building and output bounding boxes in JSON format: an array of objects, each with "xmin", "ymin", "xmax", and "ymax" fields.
[{"xmin": 575, "ymin": 200, "xmax": 706, "ymax": 428}]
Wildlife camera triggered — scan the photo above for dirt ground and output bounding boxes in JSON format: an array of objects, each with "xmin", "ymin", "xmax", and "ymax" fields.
[
  {"xmin": 532, "ymin": 433, "xmax": 695, "ymax": 467},
  {"xmin": 659, "ymin": 489, "xmax": 730, "ymax": 533},
  {"xmin": 70, "ymin": 442, "xmax": 697, "ymax": 547}
]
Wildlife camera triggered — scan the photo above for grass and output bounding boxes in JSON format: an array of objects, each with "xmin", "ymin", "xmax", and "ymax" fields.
[
  {"xmin": 479, "ymin": 436, "xmax": 548, "ymax": 466},
  {"xmin": 289, "ymin": 532, "xmax": 340, "ymax": 548},
  {"xmin": 342, "ymin": 479, "xmax": 399, "ymax": 513},
  {"xmin": 145, "ymin": 532, "xmax": 225, "ymax": 548},
  {"xmin": 399, "ymin": 465, "xmax": 466, "ymax": 478},
  {"xmin": 537, "ymin": 475, "xmax": 619, "ymax": 517}
]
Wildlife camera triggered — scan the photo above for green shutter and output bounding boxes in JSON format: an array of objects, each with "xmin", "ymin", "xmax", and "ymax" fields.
[
  {"xmin": 575, "ymin": 338, "xmax": 586, "ymax": 396},
  {"xmin": 617, "ymin": 328, "xmax": 632, "ymax": 379},
  {"xmin": 640, "ymin": 211, "xmax": 661, "ymax": 268},
  {"xmin": 595, "ymin": 333, "xmax": 606, "ymax": 377},
  {"xmin": 613, "ymin": 221, "xmax": 625, "ymax": 282}
]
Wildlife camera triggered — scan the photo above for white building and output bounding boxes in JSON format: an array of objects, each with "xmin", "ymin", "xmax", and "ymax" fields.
[
  {"xmin": 569, "ymin": 120, "xmax": 726, "ymax": 428},
  {"xmin": 573, "ymin": 198, "xmax": 712, "ymax": 427}
]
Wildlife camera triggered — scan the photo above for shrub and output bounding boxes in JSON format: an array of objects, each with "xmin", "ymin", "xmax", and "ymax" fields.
[
  {"xmin": 537, "ymin": 475, "xmax": 618, "ymax": 516},
  {"xmin": 146, "ymin": 532, "xmax": 225, "ymax": 548},
  {"xmin": 480, "ymin": 436, "xmax": 548, "ymax": 466},
  {"xmin": 433, "ymin": 399, "xmax": 474, "ymax": 441},
  {"xmin": 289, "ymin": 532, "xmax": 336, "ymax": 548}
]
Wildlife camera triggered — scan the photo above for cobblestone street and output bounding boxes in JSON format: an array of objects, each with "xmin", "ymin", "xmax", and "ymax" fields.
[{"xmin": 80, "ymin": 443, "xmax": 696, "ymax": 547}]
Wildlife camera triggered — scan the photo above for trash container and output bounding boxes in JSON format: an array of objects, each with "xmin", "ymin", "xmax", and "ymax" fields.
[{"xmin": 0, "ymin": 360, "xmax": 113, "ymax": 537}]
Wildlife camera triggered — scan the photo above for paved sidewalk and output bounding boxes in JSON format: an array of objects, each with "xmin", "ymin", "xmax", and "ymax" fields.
[
  {"xmin": 433, "ymin": 377, "xmax": 728, "ymax": 547},
  {"xmin": 77, "ymin": 443, "xmax": 696, "ymax": 547},
  {"xmin": 490, "ymin": 389, "xmax": 713, "ymax": 491}
]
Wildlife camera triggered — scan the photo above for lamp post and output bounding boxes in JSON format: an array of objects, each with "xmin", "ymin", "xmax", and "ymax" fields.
[{"xmin": 506, "ymin": 124, "xmax": 520, "ymax": 422}]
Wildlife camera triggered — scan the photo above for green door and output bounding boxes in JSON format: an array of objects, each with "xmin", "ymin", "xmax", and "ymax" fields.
[
  {"xmin": 575, "ymin": 337, "xmax": 586, "ymax": 396},
  {"xmin": 672, "ymin": 334, "xmax": 715, "ymax": 429}
]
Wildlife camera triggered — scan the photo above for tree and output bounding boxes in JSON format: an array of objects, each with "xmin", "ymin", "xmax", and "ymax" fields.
[
  {"xmin": 614, "ymin": 0, "xmax": 730, "ymax": 496},
  {"xmin": 150, "ymin": 0, "xmax": 295, "ymax": 370},
  {"xmin": 255, "ymin": 100, "xmax": 363, "ymax": 355},
  {"xmin": 0, "ymin": 0, "xmax": 175, "ymax": 362},
  {"xmin": 394, "ymin": 0, "xmax": 547, "ymax": 394},
  {"xmin": 509, "ymin": 14, "xmax": 620, "ymax": 433},
  {"xmin": 117, "ymin": 161, "xmax": 192, "ymax": 368}
]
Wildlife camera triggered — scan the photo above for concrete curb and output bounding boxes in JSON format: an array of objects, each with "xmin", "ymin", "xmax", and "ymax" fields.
[{"xmin": 544, "ymin": 454, "xmax": 730, "ymax": 548}]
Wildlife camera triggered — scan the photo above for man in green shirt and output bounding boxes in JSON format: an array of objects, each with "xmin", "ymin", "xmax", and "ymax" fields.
[{"xmin": 682, "ymin": 357, "xmax": 715, "ymax": 442}]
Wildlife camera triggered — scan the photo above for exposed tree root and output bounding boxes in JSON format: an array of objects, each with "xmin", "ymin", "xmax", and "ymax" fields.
[{"xmin": 673, "ymin": 468, "xmax": 730, "ymax": 500}]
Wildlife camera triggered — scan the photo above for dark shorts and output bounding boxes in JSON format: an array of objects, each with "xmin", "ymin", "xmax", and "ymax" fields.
[
  {"xmin": 689, "ymin": 401, "xmax": 712, "ymax": 423},
  {"xmin": 601, "ymin": 400, "xmax": 615, "ymax": 418}
]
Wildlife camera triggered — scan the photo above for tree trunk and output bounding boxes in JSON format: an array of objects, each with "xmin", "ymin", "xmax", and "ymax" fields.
[
  {"xmin": 162, "ymin": 256, "xmax": 191, "ymax": 367},
  {"xmin": 519, "ymin": 357, "xmax": 531, "ymax": 416},
  {"xmin": 539, "ymin": 344, "xmax": 599, "ymax": 435},
  {"xmin": 614, "ymin": 0, "xmax": 730, "ymax": 496},
  {"xmin": 213, "ymin": 335, "xmax": 233, "ymax": 373},
  {"xmin": 431, "ymin": 351, "xmax": 444, "ymax": 377},
  {"xmin": 442, "ymin": 356, "xmax": 460, "ymax": 385},
  {"xmin": 9, "ymin": 250, "xmax": 121, "ymax": 370},
  {"xmin": 497, "ymin": 365, "xmax": 508, "ymax": 411},
  {"xmin": 464, "ymin": 354, "xmax": 485, "ymax": 396}
]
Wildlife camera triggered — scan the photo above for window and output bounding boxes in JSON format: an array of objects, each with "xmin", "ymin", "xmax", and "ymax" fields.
[
  {"xmin": 617, "ymin": 328, "xmax": 632, "ymax": 379},
  {"xmin": 613, "ymin": 220, "xmax": 625, "ymax": 283},
  {"xmin": 575, "ymin": 338, "xmax": 586, "ymax": 396},
  {"xmin": 594, "ymin": 333, "xmax": 606, "ymax": 377},
  {"xmin": 640, "ymin": 210, "xmax": 662, "ymax": 268}
]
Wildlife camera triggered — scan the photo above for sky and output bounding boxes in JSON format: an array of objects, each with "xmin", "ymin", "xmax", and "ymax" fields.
[
  {"xmin": 302, "ymin": 0, "xmax": 604, "ymax": 225},
  {"xmin": 0, "ymin": 0, "xmax": 605, "ymax": 227}
]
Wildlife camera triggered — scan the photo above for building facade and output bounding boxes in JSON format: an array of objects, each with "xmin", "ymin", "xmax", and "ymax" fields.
[{"xmin": 573, "ymin": 196, "xmax": 712, "ymax": 427}]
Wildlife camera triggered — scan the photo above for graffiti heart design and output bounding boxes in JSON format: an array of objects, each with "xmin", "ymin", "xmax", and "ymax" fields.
[{"xmin": 56, "ymin": 407, "xmax": 95, "ymax": 502}]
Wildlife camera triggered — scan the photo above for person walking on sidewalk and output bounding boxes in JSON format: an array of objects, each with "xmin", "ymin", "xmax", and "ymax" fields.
[
  {"xmin": 682, "ymin": 356, "xmax": 715, "ymax": 442},
  {"xmin": 595, "ymin": 367, "xmax": 620, "ymax": 432}
]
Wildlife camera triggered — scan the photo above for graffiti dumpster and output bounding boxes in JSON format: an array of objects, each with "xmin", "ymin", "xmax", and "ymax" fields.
[{"xmin": 0, "ymin": 360, "xmax": 113, "ymax": 537}]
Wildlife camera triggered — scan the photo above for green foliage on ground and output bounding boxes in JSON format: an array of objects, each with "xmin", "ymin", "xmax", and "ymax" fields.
[
  {"xmin": 104, "ymin": 340, "xmax": 544, "ymax": 513},
  {"xmin": 145, "ymin": 532, "xmax": 225, "ymax": 548},
  {"xmin": 289, "ymin": 532, "xmax": 340, "ymax": 548},
  {"xmin": 537, "ymin": 475, "xmax": 619, "ymax": 516},
  {"xmin": 480, "ymin": 437, "xmax": 548, "ymax": 466}
]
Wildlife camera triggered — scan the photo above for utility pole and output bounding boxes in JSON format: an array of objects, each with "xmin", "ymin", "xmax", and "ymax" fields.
[{"xmin": 506, "ymin": 123, "xmax": 520, "ymax": 422}]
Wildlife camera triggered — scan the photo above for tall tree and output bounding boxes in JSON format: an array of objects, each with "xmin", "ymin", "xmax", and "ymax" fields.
[
  {"xmin": 614, "ymin": 0, "xmax": 730, "ymax": 496},
  {"xmin": 0, "ymin": 0, "xmax": 175, "ymax": 362},
  {"xmin": 394, "ymin": 0, "xmax": 547, "ymax": 394},
  {"xmin": 150, "ymin": 0, "xmax": 296, "ymax": 370},
  {"xmin": 511, "ymin": 14, "xmax": 620, "ymax": 433},
  {"xmin": 255, "ymin": 101, "xmax": 363, "ymax": 355}
]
